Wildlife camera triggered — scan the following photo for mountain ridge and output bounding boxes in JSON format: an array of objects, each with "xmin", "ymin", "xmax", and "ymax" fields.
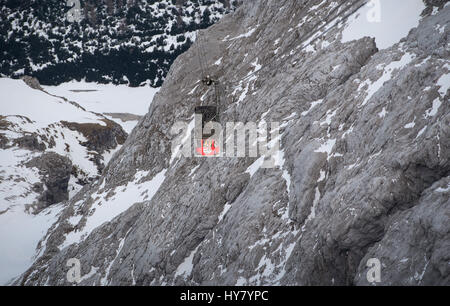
[{"xmin": 13, "ymin": 0, "xmax": 450, "ymax": 285}]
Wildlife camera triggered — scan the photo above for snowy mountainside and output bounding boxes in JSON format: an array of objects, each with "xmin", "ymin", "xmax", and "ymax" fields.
[
  {"xmin": 0, "ymin": 77, "xmax": 123, "ymax": 194},
  {"xmin": 12, "ymin": 0, "xmax": 450, "ymax": 286},
  {"xmin": 0, "ymin": 0, "xmax": 237, "ymax": 87},
  {"xmin": 0, "ymin": 77, "xmax": 130, "ymax": 283}
]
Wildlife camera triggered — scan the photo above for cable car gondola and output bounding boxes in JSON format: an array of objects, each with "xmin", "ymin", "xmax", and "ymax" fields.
[{"xmin": 194, "ymin": 33, "xmax": 222, "ymax": 156}]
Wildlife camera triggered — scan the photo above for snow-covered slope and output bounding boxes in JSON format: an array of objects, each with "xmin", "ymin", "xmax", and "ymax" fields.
[
  {"xmin": 2, "ymin": 79, "xmax": 106, "ymax": 127},
  {"xmin": 0, "ymin": 77, "xmax": 128, "ymax": 284},
  {"xmin": 0, "ymin": 77, "xmax": 125, "ymax": 183}
]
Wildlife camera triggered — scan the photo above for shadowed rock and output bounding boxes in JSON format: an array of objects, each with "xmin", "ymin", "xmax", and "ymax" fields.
[{"xmin": 26, "ymin": 152, "xmax": 73, "ymax": 209}]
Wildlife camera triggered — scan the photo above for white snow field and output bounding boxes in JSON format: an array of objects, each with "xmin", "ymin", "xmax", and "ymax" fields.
[
  {"xmin": 43, "ymin": 81, "xmax": 160, "ymax": 133},
  {"xmin": 342, "ymin": 0, "xmax": 426, "ymax": 49},
  {"xmin": 0, "ymin": 203, "xmax": 64, "ymax": 285}
]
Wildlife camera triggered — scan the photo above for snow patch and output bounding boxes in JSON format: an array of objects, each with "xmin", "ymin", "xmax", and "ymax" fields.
[
  {"xmin": 60, "ymin": 169, "xmax": 166, "ymax": 249},
  {"xmin": 245, "ymin": 156, "xmax": 265, "ymax": 178},
  {"xmin": 424, "ymin": 98, "xmax": 442, "ymax": 118},
  {"xmin": 315, "ymin": 139, "xmax": 336, "ymax": 160},
  {"xmin": 436, "ymin": 73, "xmax": 450, "ymax": 98},
  {"xmin": 359, "ymin": 53, "xmax": 415, "ymax": 106},
  {"xmin": 228, "ymin": 27, "xmax": 257, "ymax": 40},
  {"xmin": 174, "ymin": 245, "xmax": 200, "ymax": 279},
  {"xmin": 302, "ymin": 99, "xmax": 323, "ymax": 116},
  {"xmin": 341, "ymin": 0, "xmax": 425, "ymax": 49},
  {"xmin": 218, "ymin": 203, "xmax": 232, "ymax": 222}
]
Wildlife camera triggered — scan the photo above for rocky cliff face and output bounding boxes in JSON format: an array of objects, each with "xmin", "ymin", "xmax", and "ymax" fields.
[{"xmin": 16, "ymin": 0, "xmax": 449, "ymax": 285}]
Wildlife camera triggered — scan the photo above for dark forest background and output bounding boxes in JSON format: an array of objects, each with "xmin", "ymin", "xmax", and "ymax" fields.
[{"xmin": 0, "ymin": 0, "xmax": 237, "ymax": 87}]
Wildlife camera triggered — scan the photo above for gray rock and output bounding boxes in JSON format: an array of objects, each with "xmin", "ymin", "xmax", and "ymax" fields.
[
  {"xmin": 21, "ymin": 76, "xmax": 44, "ymax": 91},
  {"xmin": 26, "ymin": 152, "xmax": 72, "ymax": 208},
  {"xmin": 354, "ymin": 176, "xmax": 450, "ymax": 285},
  {"xmin": 0, "ymin": 133, "xmax": 8, "ymax": 149},
  {"xmin": 13, "ymin": 134, "xmax": 46, "ymax": 151}
]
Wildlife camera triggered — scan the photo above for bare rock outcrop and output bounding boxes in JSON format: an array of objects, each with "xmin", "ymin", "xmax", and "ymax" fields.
[{"xmin": 26, "ymin": 152, "xmax": 72, "ymax": 209}]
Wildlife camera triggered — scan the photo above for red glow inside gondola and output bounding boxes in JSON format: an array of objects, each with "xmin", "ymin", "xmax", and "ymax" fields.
[{"xmin": 196, "ymin": 139, "xmax": 220, "ymax": 156}]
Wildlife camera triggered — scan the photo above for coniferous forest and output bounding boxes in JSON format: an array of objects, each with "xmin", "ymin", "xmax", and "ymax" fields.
[{"xmin": 0, "ymin": 0, "xmax": 236, "ymax": 87}]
